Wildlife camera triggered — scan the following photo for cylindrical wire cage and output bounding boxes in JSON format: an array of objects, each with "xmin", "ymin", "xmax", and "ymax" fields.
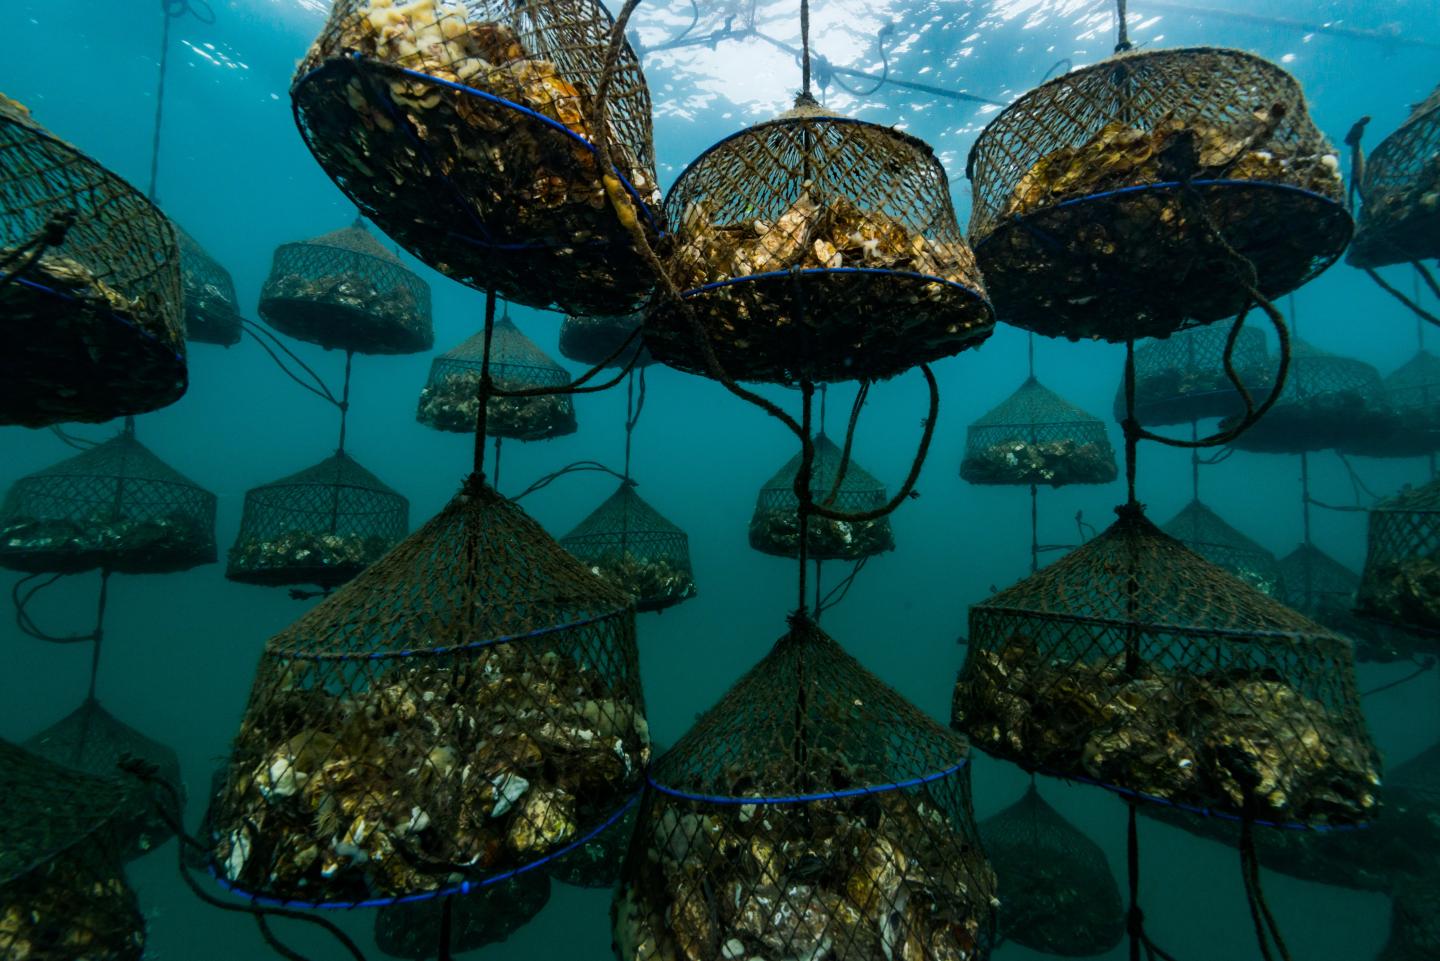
[
  {"xmin": 614, "ymin": 617, "xmax": 997, "ymax": 961},
  {"xmin": 1349, "ymin": 83, "xmax": 1440, "ymax": 269},
  {"xmin": 560, "ymin": 481, "xmax": 696, "ymax": 614},
  {"xmin": 558, "ymin": 312, "xmax": 652, "ymax": 369},
  {"xmin": 0, "ymin": 429, "xmax": 217, "ymax": 576},
  {"xmin": 174, "ymin": 223, "xmax": 242, "ymax": 347},
  {"xmin": 960, "ymin": 377, "xmax": 1118, "ymax": 487},
  {"xmin": 1357, "ymin": 477, "xmax": 1440, "ymax": 639},
  {"xmin": 258, "ymin": 223, "xmax": 432, "ymax": 355},
  {"xmin": 1113, "ymin": 324, "xmax": 1274, "ymax": 426},
  {"xmin": 748, "ymin": 434, "xmax": 895, "ymax": 561},
  {"xmin": 1161, "ymin": 499, "xmax": 1284, "ymax": 597},
  {"xmin": 1344, "ymin": 350, "xmax": 1440, "ymax": 458},
  {"xmin": 966, "ymin": 48, "xmax": 1350, "ymax": 342},
  {"xmin": 417, "ymin": 317, "xmax": 577, "ymax": 439},
  {"xmin": 208, "ymin": 478, "xmax": 648, "ymax": 906},
  {"xmin": 289, "ymin": 0, "xmax": 662, "ymax": 315},
  {"xmin": 0, "ymin": 94, "xmax": 186, "ymax": 428},
  {"xmin": 374, "ymin": 874, "xmax": 551, "ymax": 958},
  {"xmin": 953, "ymin": 504, "xmax": 1380, "ymax": 828},
  {"xmin": 226, "ymin": 450, "xmax": 410, "ymax": 590},
  {"xmin": 645, "ymin": 97, "xmax": 994, "ymax": 384}
]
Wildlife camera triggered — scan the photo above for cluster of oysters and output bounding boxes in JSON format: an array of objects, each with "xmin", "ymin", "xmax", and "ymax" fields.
[
  {"xmin": 577, "ymin": 551, "xmax": 696, "ymax": 613},
  {"xmin": 227, "ymin": 530, "xmax": 393, "ymax": 586},
  {"xmin": 961, "ymin": 439, "xmax": 1116, "ymax": 487},
  {"xmin": 416, "ymin": 374, "xmax": 577, "ymax": 439},
  {"xmin": 1357, "ymin": 558, "xmax": 1440, "ymax": 637},
  {"xmin": 262, "ymin": 272, "xmax": 425, "ymax": 344},
  {"xmin": 0, "ymin": 511, "xmax": 210, "ymax": 574},
  {"xmin": 0, "ymin": 850, "xmax": 144, "ymax": 961},
  {"xmin": 748, "ymin": 508, "xmax": 894, "ymax": 561}
]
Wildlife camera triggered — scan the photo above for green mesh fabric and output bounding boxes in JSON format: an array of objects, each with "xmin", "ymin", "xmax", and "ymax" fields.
[
  {"xmin": 749, "ymin": 434, "xmax": 894, "ymax": 561},
  {"xmin": 227, "ymin": 450, "xmax": 409, "ymax": 590},
  {"xmin": 979, "ymin": 784, "xmax": 1124, "ymax": 956},
  {"xmin": 615, "ymin": 617, "xmax": 997, "ymax": 961},
  {"xmin": 1161, "ymin": 499, "xmax": 1284, "ymax": 597},
  {"xmin": 961, "ymin": 376, "xmax": 1117, "ymax": 487},
  {"xmin": 1275, "ymin": 543, "xmax": 1409, "ymax": 663},
  {"xmin": 258, "ymin": 223, "xmax": 433, "ymax": 355},
  {"xmin": 0, "ymin": 429, "xmax": 217, "ymax": 575},
  {"xmin": 374, "ymin": 875, "xmax": 552, "ymax": 958},
  {"xmin": 174, "ymin": 223, "xmax": 242, "ymax": 347},
  {"xmin": 208, "ymin": 477, "xmax": 647, "ymax": 905},
  {"xmin": 954, "ymin": 504, "xmax": 1380, "ymax": 827},
  {"xmin": 1357, "ymin": 477, "xmax": 1440, "ymax": 638},
  {"xmin": 1349, "ymin": 83, "xmax": 1440, "ymax": 269},
  {"xmin": 559, "ymin": 313, "xmax": 652, "ymax": 369},
  {"xmin": 547, "ymin": 796, "xmax": 637, "ymax": 889},
  {"xmin": 1381, "ymin": 874, "xmax": 1440, "ymax": 961},
  {"xmin": 561, "ymin": 482, "xmax": 696, "ymax": 613},
  {"xmin": 1113, "ymin": 325, "xmax": 1274, "ymax": 426},
  {"xmin": 0, "ymin": 93, "xmax": 186, "ymax": 428},
  {"xmin": 1346, "ymin": 350, "xmax": 1440, "ymax": 458},
  {"xmin": 417, "ymin": 317, "xmax": 577, "ymax": 439}
]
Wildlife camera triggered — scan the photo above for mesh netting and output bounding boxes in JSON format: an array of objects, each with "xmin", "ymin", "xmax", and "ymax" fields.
[
  {"xmin": 560, "ymin": 481, "xmax": 696, "ymax": 613},
  {"xmin": 546, "ymin": 792, "xmax": 637, "ymax": 888},
  {"xmin": 1113, "ymin": 325, "xmax": 1274, "ymax": 426},
  {"xmin": 258, "ymin": 223, "xmax": 433, "ymax": 355},
  {"xmin": 1380, "ymin": 874, "xmax": 1440, "ymax": 961},
  {"xmin": 979, "ymin": 784, "xmax": 1125, "ymax": 956},
  {"xmin": 1275, "ymin": 544, "xmax": 1398, "ymax": 662},
  {"xmin": 558, "ymin": 312, "xmax": 651, "ymax": 368},
  {"xmin": 1346, "ymin": 350, "xmax": 1440, "ymax": 458},
  {"xmin": 749, "ymin": 434, "xmax": 894, "ymax": 561},
  {"xmin": 23, "ymin": 698, "xmax": 184, "ymax": 863},
  {"xmin": 0, "ymin": 94, "xmax": 185, "ymax": 428},
  {"xmin": 289, "ymin": 0, "xmax": 661, "ymax": 315},
  {"xmin": 208, "ymin": 477, "xmax": 647, "ymax": 906},
  {"xmin": 953, "ymin": 504, "xmax": 1380, "ymax": 827},
  {"xmin": 1349, "ymin": 84, "xmax": 1440, "ymax": 269},
  {"xmin": 960, "ymin": 377, "xmax": 1117, "ymax": 487},
  {"xmin": 174, "ymin": 223, "xmax": 242, "ymax": 347},
  {"xmin": 615, "ymin": 617, "xmax": 997, "ymax": 961},
  {"xmin": 1161, "ymin": 499, "xmax": 1284, "ymax": 597},
  {"xmin": 374, "ymin": 875, "xmax": 551, "ymax": 958},
  {"xmin": 1391, "ymin": 740, "xmax": 1440, "ymax": 808},
  {"xmin": 644, "ymin": 97, "xmax": 994, "ymax": 384},
  {"xmin": 0, "ymin": 429, "xmax": 217, "ymax": 575},
  {"xmin": 1357, "ymin": 477, "xmax": 1440, "ymax": 638},
  {"xmin": 1226, "ymin": 341, "xmax": 1398, "ymax": 454},
  {"xmin": 417, "ymin": 317, "xmax": 577, "ymax": 439},
  {"xmin": 227, "ymin": 450, "xmax": 409, "ymax": 590},
  {"xmin": 0, "ymin": 738, "xmax": 145, "ymax": 961},
  {"xmin": 966, "ymin": 48, "xmax": 1350, "ymax": 342}
]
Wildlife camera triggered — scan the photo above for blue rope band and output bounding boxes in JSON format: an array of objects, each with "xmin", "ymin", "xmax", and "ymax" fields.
[
  {"xmin": 680, "ymin": 266, "xmax": 986, "ymax": 302},
  {"xmin": 1, "ymin": 275, "xmax": 184, "ymax": 363},
  {"xmin": 647, "ymin": 758, "xmax": 968, "ymax": 806}
]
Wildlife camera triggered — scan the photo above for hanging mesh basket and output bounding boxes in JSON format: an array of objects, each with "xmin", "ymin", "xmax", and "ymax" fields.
[
  {"xmin": 960, "ymin": 377, "xmax": 1117, "ymax": 487},
  {"xmin": 559, "ymin": 312, "xmax": 651, "ymax": 368},
  {"xmin": 1381, "ymin": 874, "xmax": 1440, "ymax": 961},
  {"xmin": 546, "ymin": 791, "xmax": 638, "ymax": 888},
  {"xmin": 374, "ymin": 874, "xmax": 552, "ymax": 958},
  {"xmin": 1344, "ymin": 350, "xmax": 1440, "ymax": 458},
  {"xmin": 749, "ymin": 435, "xmax": 895, "ymax": 561},
  {"xmin": 258, "ymin": 223, "xmax": 432, "ymax": 355},
  {"xmin": 644, "ymin": 97, "xmax": 994, "ymax": 384},
  {"xmin": 207, "ymin": 477, "xmax": 648, "ymax": 906},
  {"xmin": 966, "ymin": 48, "xmax": 1350, "ymax": 343},
  {"xmin": 1225, "ymin": 341, "xmax": 1398, "ymax": 454},
  {"xmin": 615, "ymin": 617, "xmax": 997, "ymax": 961},
  {"xmin": 1113, "ymin": 324, "xmax": 1274, "ymax": 426},
  {"xmin": 0, "ymin": 429, "xmax": 217, "ymax": 576},
  {"xmin": 1276, "ymin": 543, "xmax": 1404, "ymax": 663},
  {"xmin": 289, "ymin": 0, "xmax": 661, "ymax": 315},
  {"xmin": 0, "ymin": 738, "xmax": 146, "ymax": 961},
  {"xmin": 560, "ymin": 481, "xmax": 696, "ymax": 613},
  {"xmin": 1161, "ymin": 499, "xmax": 1284, "ymax": 597},
  {"xmin": 953, "ymin": 504, "xmax": 1380, "ymax": 828},
  {"xmin": 417, "ymin": 317, "xmax": 577, "ymax": 439},
  {"xmin": 1349, "ymin": 84, "xmax": 1440, "ymax": 269},
  {"xmin": 0, "ymin": 94, "xmax": 185, "ymax": 428},
  {"xmin": 175, "ymin": 223, "xmax": 242, "ymax": 348},
  {"xmin": 1357, "ymin": 477, "xmax": 1440, "ymax": 638},
  {"xmin": 23, "ymin": 698, "xmax": 184, "ymax": 863},
  {"xmin": 979, "ymin": 784, "xmax": 1125, "ymax": 957},
  {"xmin": 227, "ymin": 450, "xmax": 409, "ymax": 590}
]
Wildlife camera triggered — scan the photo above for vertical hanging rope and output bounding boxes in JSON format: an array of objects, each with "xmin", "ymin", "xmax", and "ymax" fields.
[
  {"xmin": 1300, "ymin": 451, "xmax": 1312, "ymax": 546},
  {"xmin": 1126, "ymin": 803, "xmax": 1142, "ymax": 961},
  {"xmin": 1027, "ymin": 332, "xmax": 1036, "ymax": 380},
  {"xmin": 473, "ymin": 290, "xmax": 498, "ymax": 479},
  {"xmin": 1114, "ymin": 0, "xmax": 1131, "ymax": 52},
  {"xmin": 149, "ymin": 4, "xmax": 174, "ymax": 201},
  {"xmin": 336, "ymin": 351, "xmax": 353, "ymax": 454},
  {"xmin": 494, "ymin": 437, "xmax": 504, "ymax": 493},
  {"xmin": 1030, "ymin": 483, "xmax": 1040, "ymax": 574},
  {"xmin": 799, "ymin": 0, "xmax": 813, "ymax": 98},
  {"xmin": 1189, "ymin": 421, "xmax": 1200, "ymax": 502},
  {"xmin": 1123, "ymin": 340, "xmax": 1140, "ymax": 507},
  {"xmin": 437, "ymin": 896, "xmax": 454, "ymax": 961},
  {"xmin": 796, "ymin": 381, "xmax": 816, "ymax": 615}
]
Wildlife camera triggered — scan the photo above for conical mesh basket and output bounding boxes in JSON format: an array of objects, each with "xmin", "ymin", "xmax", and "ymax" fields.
[
  {"xmin": 208, "ymin": 477, "xmax": 647, "ymax": 906},
  {"xmin": 227, "ymin": 450, "xmax": 409, "ymax": 590},
  {"xmin": 558, "ymin": 312, "xmax": 652, "ymax": 368},
  {"xmin": 1227, "ymin": 341, "xmax": 1397, "ymax": 453},
  {"xmin": 645, "ymin": 98, "xmax": 994, "ymax": 384},
  {"xmin": 0, "ymin": 430, "xmax": 217, "ymax": 575},
  {"xmin": 1346, "ymin": 350, "xmax": 1440, "ymax": 458},
  {"xmin": 1349, "ymin": 83, "xmax": 1440, "ymax": 268},
  {"xmin": 0, "ymin": 738, "xmax": 146, "ymax": 961},
  {"xmin": 1161, "ymin": 499, "xmax": 1283, "ymax": 597},
  {"xmin": 258, "ymin": 223, "xmax": 432, "ymax": 355},
  {"xmin": 749, "ymin": 435, "xmax": 895, "ymax": 561},
  {"xmin": 174, "ymin": 223, "xmax": 242, "ymax": 347},
  {"xmin": 1114, "ymin": 325, "xmax": 1274, "ymax": 426},
  {"xmin": 979, "ymin": 784, "xmax": 1124, "ymax": 956},
  {"xmin": 615, "ymin": 617, "xmax": 997, "ymax": 961},
  {"xmin": 561, "ymin": 482, "xmax": 696, "ymax": 613},
  {"xmin": 417, "ymin": 317, "xmax": 577, "ymax": 439},
  {"xmin": 374, "ymin": 874, "xmax": 551, "ymax": 958},
  {"xmin": 0, "ymin": 94, "xmax": 185, "ymax": 428},
  {"xmin": 1357, "ymin": 477, "xmax": 1440, "ymax": 638},
  {"xmin": 966, "ymin": 47, "xmax": 1350, "ymax": 342},
  {"xmin": 961, "ymin": 377, "xmax": 1117, "ymax": 487},
  {"xmin": 289, "ymin": 0, "xmax": 662, "ymax": 315},
  {"xmin": 954, "ymin": 505, "xmax": 1379, "ymax": 827}
]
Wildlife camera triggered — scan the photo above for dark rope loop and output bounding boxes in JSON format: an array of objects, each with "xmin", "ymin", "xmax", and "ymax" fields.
[
  {"xmin": 513, "ymin": 461, "xmax": 628, "ymax": 501},
  {"xmin": 0, "ymin": 210, "xmax": 78, "ymax": 294},
  {"xmin": 1363, "ymin": 655, "xmax": 1437, "ymax": 697},
  {"xmin": 1364, "ymin": 268, "xmax": 1440, "ymax": 328}
]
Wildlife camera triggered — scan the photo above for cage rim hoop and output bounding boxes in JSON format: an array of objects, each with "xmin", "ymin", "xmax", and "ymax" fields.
[
  {"xmin": 7, "ymin": 278, "xmax": 186, "ymax": 366},
  {"xmin": 680, "ymin": 266, "xmax": 993, "ymax": 313},
  {"xmin": 432, "ymin": 356, "xmax": 568, "ymax": 378},
  {"xmin": 563, "ymin": 528, "xmax": 687, "ymax": 543},
  {"xmin": 269, "ymin": 238, "xmax": 420, "ymax": 282},
  {"xmin": 247, "ymin": 478, "xmax": 406, "ymax": 500},
  {"xmin": 968, "ymin": 416, "xmax": 1104, "ymax": 432},
  {"xmin": 646, "ymin": 758, "xmax": 969, "ymax": 807}
]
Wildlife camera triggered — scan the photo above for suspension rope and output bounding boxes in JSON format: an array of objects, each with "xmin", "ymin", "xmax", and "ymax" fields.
[
  {"xmin": 438, "ymin": 896, "xmax": 454, "ymax": 961},
  {"xmin": 1030, "ymin": 483, "xmax": 1040, "ymax": 574},
  {"xmin": 239, "ymin": 320, "xmax": 340, "ymax": 405},
  {"xmin": 1115, "ymin": 0, "xmax": 1131, "ymax": 52},
  {"xmin": 815, "ymin": 556, "xmax": 869, "ymax": 618},
  {"xmin": 336, "ymin": 351, "xmax": 354, "ymax": 454},
  {"xmin": 473, "ymin": 289, "xmax": 498, "ymax": 478},
  {"xmin": 1363, "ymin": 656, "xmax": 1437, "ymax": 697},
  {"xmin": 1364, "ymin": 268, "xmax": 1440, "ymax": 328},
  {"xmin": 800, "ymin": 0, "xmax": 813, "ymax": 97},
  {"xmin": 513, "ymin": 462, "xmax": 628, "ymax": 501},
  {"xmin": 796, "ymin": 381, "xmax": 816, "ymax": 615},
  {"xmin": 0, "ymin": 211, "xmax": 77, "ymax": 294},
  {"xmin": 84, "ymin": 570, "xmax": 110, "ymax": 703}
]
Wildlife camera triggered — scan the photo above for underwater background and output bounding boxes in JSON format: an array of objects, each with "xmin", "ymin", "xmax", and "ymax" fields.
[{"xmin": 1, "ymin": 0, "xmax": 1437, "ymax": 958}]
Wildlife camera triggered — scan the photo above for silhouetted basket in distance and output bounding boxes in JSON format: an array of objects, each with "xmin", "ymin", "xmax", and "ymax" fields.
[
  {"xmin": 374, "ymin": 873, "xmax": 551, "ymax": 958},
  {"xmin": 175, "ymin": 224, "xmax": 242, "ymax": 347},
  {"xmin": 1357, "ymin": 477, "xmax": 1440, "ymax": 639},
  {"xmin": 558, "ymin": 312, "xmax": 651, "ymax": 368},
  {"xmin": 961, "ymin": 377, "xmax": 1117, "ymax": 487},
  {"xmin": 1349, "ymin": 83, "xmax": 1440, "ymax": 269},
  {"xmin": 748, "ymin": 434, "xmax": 895, "ymax": 561},
  {"xmin": 1114, "ymin": 325, "xmax": 1273, "ymax": 426},
  {"xmin": 561, "ymin": 481, "xmax": 696, "ymax": 613},
  {"xmin": 1343, "ymin": 350, "xmax": 1440, "ymax": 458},
  {"xmin": 1162, "ymin": 499, "xmax": 1284, "ymax": 597}
]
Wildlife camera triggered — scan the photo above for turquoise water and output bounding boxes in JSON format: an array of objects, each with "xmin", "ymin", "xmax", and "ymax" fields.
[{"xmin": 1, "ymin": 0, "xmax": 1437, "ymax": 958}]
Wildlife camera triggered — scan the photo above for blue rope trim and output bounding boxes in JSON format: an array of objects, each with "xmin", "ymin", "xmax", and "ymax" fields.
[
  {"xmin": 681, "ymin": 266, "xmax": 987, "ymax": 302},
  {"xmin": 973, "ymin": 603, "xmax": 1347, "ymax": 646},
  {"xmin": 209, "ymin": 791, "xmax": 640, "ymax": 910},
  {"xmin": 1, "ymin": 276, "xmax": 185, "ymax": 364},
  {"xmin": 648, "ymin": 758, "xmax": 968, "ymax": 806}
]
